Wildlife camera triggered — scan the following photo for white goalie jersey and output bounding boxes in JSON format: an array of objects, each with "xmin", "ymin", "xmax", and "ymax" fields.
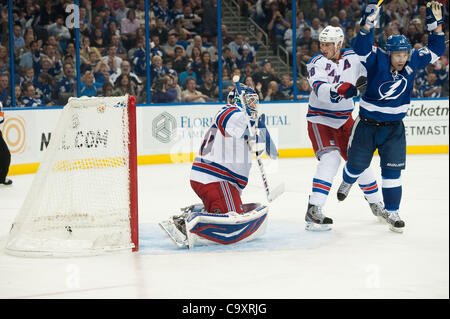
[
  {"xmin": 306, "ymin": 49, "xmax": 366, "ymax": 129},
  {"xmin": 190, "ymin": 104, "xmax": 252, "ymax": 194}
]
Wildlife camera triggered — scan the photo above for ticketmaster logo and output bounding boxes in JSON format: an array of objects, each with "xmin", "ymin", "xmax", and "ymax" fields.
[
  {"xmin": 407, "ymin": 103, "xmax": 449, "ymax": 117},
  {"xmin": 152, "ymin": 112, "xmax": 177, "ymax": 143}
]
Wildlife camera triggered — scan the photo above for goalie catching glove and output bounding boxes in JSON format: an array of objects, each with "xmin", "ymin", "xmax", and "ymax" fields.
[
  {"xmin": 426, "ymin": 1, "xmax": 444, "ymax": 31},
  {"xmin": 360, "ymin": 0, "xmax": 382, "ymax": 29}
]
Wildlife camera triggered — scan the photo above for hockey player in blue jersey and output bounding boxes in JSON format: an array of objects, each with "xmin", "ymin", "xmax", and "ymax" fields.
[{"xmin": 336, "ymin": 1, "xmax": 446, "ymax": 232}]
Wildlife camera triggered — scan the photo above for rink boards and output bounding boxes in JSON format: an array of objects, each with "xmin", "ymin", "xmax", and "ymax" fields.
[{"xmin": 3, "ymin": 98, "xmax": 449, "ymax": 175}]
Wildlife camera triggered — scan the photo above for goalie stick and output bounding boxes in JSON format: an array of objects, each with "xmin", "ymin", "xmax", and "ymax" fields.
[{"xmin": 233, "ymin": 76, "xmax": 285, "ymax": 203}]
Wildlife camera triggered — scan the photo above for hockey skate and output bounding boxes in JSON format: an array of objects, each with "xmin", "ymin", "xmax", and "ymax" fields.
[
  {"xmin": 337, "ymin": 181, "xmax": 353, "ymax": 201},
  {"xmin": 305, "ymin": 203, "xmax": 333, "ymax": 231},
  {"xmin": 0, "ymin": 178, "xmax": 12, "ymax": 186},
  {"xmin": 159, "ymin": 212, "xmax": 189, "ymax": 248},
  {"xmin": 367, "ymin": 200, "xmax": 386, "ymax": 223},
  {"xmin": 159, "ymin": 204, "xmax": 204, "ymax": 248},
  {"xmin": 385, "ymin": 211, "xmax": 405, "ymax": 233}
]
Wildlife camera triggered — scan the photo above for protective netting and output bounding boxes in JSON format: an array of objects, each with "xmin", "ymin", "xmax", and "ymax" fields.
[{"xmin": 5, "ymin": 96, "xmax": 136, "ymax": 257}]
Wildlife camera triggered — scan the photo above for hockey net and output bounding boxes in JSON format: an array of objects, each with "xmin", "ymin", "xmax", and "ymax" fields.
[{"xmin": 5, "ymin": 95, "xmax": 138, "ymax": 257}]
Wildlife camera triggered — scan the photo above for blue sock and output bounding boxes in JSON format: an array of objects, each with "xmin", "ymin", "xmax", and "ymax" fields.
[{"xmin": 382, "ymin": 186, "xmax": 402, "ymax": 211}]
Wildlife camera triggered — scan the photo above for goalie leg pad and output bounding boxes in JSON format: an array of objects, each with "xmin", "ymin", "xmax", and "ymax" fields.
[{"xmin": 185, "ymin": 204, "xmax": 269, "ymax": 248}]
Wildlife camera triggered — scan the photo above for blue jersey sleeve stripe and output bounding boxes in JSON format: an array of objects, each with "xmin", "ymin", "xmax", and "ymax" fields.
[
  {"xmin": 220, "ymin": 109, "xmax": 239, "ymax": 135},
  {"xmin": 216, "ymin": 107, "xmax": 239, "ymax": 136},
  {"xmin": 312, "ymin": 81, "xmax": 326, "ymax": 95}
]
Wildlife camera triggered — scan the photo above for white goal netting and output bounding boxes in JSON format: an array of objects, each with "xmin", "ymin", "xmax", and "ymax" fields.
[{"xmin": 5, "ymin": 95, "xmax": 138, "ymax": 257}]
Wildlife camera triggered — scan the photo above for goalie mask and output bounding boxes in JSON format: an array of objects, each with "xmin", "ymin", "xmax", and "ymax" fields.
[
  {"xmin": 228, "ymin": 85, "xmax": 259, "ymax": 122},
  {"xmin": 242, "ymin": 88, "xmax": 259, "ymax": 122}
]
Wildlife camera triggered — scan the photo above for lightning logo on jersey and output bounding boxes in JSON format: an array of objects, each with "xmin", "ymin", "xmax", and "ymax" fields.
[{"xmin": 378, "ymin": 73, "xmax": 408, "ymax": 100}]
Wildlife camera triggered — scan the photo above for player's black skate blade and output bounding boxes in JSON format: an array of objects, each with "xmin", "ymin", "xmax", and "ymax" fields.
[
  {"xmin": 386, "ymin": 212, "xmax": 405, "ymax": 233},
  {"xmin": 337, "ymin": 192, "xmax": 347, "ymax": 201},
  {"xmin": 389, "ymin": 220, "xmax": 405, "ymax": 233},
  {"xmin": 305, "ymin": 221, "xmax": 332, "ymax": 231}
]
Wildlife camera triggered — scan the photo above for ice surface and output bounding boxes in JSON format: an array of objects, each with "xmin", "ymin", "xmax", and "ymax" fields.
[{"xmin": 0, "ymin": 154, "xmax": 448, "ymax": 299}]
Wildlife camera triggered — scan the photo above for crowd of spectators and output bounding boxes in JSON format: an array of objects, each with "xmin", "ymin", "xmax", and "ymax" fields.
[
  {"xmin": 240, "ymin": 0, "xmax": 449, "ymax": 98},
  {"xmin": 0, "ymin": 0, "xmax": 448, "ymax": 108}
]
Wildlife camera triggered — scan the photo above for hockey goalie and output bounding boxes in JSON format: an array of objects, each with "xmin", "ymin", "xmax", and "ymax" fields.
[{"xmin": 159, "ymin": 83, "xmax": 280, "ymax": 249}]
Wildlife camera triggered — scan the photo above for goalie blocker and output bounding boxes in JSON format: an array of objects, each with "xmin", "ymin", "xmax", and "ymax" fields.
[{"xmin": 159, "ymin": 203, "xmax": 268, "ymax": 249}]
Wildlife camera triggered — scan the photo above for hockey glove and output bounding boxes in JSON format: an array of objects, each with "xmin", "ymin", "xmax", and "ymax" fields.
[
  {"xmin": 360, "ymin": 0, "xmax": 382, "ymax": 29},
  {"xmin": 336, "ymin": 82, "xmax": 359, "ymax": 99},
  {"xmin": 330, "ymin": 90, "xmax": 343, "ymax": 103},
  {"xmin": 426, "ymin": 1, "xmax": 444, "ymax": 32},
  {"xmin": 330, "ymin": 83, "xmax": 358, "ymax": 102},
  {"xmin": 257, "ymin": 114, "xmax": 279, "ymax": 159},
  {"xmin": 247, "ymin": 133, "xmax": 266, "ymax": 157}
]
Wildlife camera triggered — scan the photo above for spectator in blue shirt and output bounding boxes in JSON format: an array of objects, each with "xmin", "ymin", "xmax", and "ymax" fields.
[
  {"xmin": 13, "ymin": 24, "xmax": 25, "ymax": 52},
  {"xmin": 150, "ymin": 55, "xmax": 171, "ymax": 83},
  {"xmin": 416, "ymin": 64, "xmax": 437, "ymax": 88},
  {"xmin": 418, "ymin": 72, "xmax": 441, "ymax": 98},
  {"xmin": 0, "ymin": 73, "xmax": 10, "ymax": 107},
  {"xmin": 236, "ymin": 45, "xmax": 256, "ymax": 71},
  {"xmin": 21, "ymin": 83, "xmax": 42, "ymax": 107},
  {"xmin": 131, "ymin": 37, "xmax": 147, "ymax": 77},
  {"xmin": 278, "ymin": 74, "xmax": 293, "ymax": 100},
  {"xmin": 178, "ymin": 63, "xmax": 197, "ymax": 87},
  {"xmin": 35, "ymin": 72, "xmax": 55, "ymax": 106},
  {"xmin": 297, "ymin": 78, "xmax": 311, "ymax": 100},
  {"xmin": 268, "ymin": 9, "xmax": 291, "ymax": 54},
  {"xmin": 80, "ymin": 70, "xmax": 98, "ymax": 97},
  {"xmin": 56, "ymin": 62, "xmax": 75, "ymax": 105}
]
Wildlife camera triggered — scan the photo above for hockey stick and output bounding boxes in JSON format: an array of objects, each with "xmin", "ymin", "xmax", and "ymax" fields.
[
  {"xmin": 356, "ymin": 76, "xmax": 368, "ymax": 91},
  {"xmin": 233, "ymin": 76, "xmax": 285, "ymax": 203}
]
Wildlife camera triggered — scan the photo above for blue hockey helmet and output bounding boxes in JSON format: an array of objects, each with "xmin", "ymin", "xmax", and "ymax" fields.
[{"xmin": 385, "ymin": 35, "xmax": 411, "ymax": 53}]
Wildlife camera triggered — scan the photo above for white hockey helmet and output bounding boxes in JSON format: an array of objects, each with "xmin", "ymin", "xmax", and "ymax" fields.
[{"xmin": 319, "ymin": 26, "xmax": 344, "ymax": 49}]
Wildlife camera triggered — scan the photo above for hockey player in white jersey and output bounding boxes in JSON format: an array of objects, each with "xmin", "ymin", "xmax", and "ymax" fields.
[
  {"xmin": 159, "ymin": 84, "xmax": 278, "ymax": 248},
  {"xmin": 305, "ymin": 25, "xmax": 385, "ymax": 231},
  {"xmin": 337, "ymin": 1, "xmax": 446, "ymax": 232}
]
